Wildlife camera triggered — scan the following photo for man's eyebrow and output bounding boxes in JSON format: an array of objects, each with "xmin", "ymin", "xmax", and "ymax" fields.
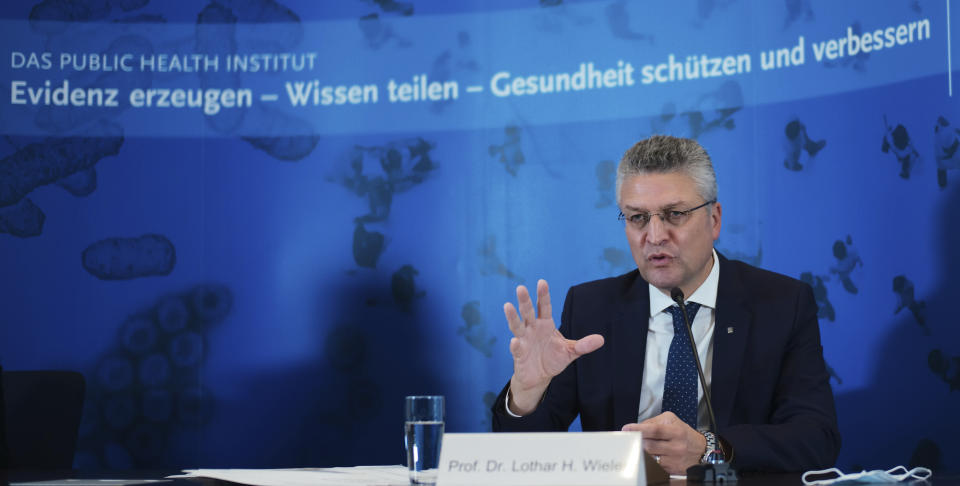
[{"xmin": 622, "ymin": 201, "xmax": 687, "ymax": 212}]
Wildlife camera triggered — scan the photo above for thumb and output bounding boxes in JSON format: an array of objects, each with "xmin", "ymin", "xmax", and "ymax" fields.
[{"xmin": 573, "ymin": 334, "xmax": 604, "ymax": 356}]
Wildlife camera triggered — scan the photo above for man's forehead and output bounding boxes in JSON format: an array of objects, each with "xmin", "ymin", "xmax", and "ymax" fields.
[{"xmin": 619, "ymin": 171, "xmax": 701, "ymax": 207}]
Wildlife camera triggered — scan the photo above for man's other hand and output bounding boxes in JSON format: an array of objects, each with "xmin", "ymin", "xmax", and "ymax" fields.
[
  {"xmin": 505, "ymin": 279, "xmax": 604, "ymax": 416},
  {"xmin": 622, "ymin": 411, "xmax": 707, "ymax": 475}
]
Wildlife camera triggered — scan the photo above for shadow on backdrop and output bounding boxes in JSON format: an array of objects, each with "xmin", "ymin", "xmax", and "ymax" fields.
[
  {"xmin": 833, "ymin": 182, "xmax": 960, "ymax": 473},
  {"xmin": 205, "ymin": 271, "xmax": 447, "ymax": 468}
]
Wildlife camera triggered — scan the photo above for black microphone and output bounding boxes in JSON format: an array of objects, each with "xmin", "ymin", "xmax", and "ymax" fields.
[{"xmin": 670, "ymin": 287, "xmax": 738, "ymax": 483}]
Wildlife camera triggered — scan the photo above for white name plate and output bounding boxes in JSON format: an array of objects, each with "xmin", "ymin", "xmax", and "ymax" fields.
[{"xmin": 437, "ymin": 432, "xmax": 656, "ymax": 486}]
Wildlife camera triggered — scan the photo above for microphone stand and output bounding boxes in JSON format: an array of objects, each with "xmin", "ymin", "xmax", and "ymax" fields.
[{"xmin": 671, "ymin": 288, "xmax": 738, "ymax": 483}]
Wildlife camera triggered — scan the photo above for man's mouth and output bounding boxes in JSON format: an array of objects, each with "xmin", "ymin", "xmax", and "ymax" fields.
[{"xmin": 647, "ymin": 253, "xmax": 674, "ymax": 266}]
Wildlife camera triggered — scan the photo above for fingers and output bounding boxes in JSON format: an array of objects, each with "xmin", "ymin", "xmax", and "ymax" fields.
[
  {"xmin": 516, "ymin": 285, "xmax": 536, "ymax": 325},
  {"xmin": 536, "ymin": 279, "xmax": 552, "ymax": 319},
  {"xmin": 624, "ymin": 419, "xmax": 658, "ymax": 434},
  {"xmin": 631, "ymin": 412, "xmax": 688, "ymax": 440},
  {"xmin": 506, "ymin": 280, "xmax": 556, "ymax": 338},
  {"xmin": 642, "ymin": 411, "xmax": 678, "ymax": 425},
  {"xmin": 624, "ymin": 414, "xmax": 702, "ymax": 475},
  {"xmin": 504, "ymin": 302, "xmax": 524, "ymax": 337},
  {"xmin": 509, "ymin": 336, "xmax": 521, "ymax": 355},
  {"xmin": 573, "ymin": 334, "xmax": 604, "ymax": 356},
  {"xmin": 624, "ymin": 423, "xmax": 671, "ymax": 465},
  {"xmin": 628, "ymin": 422, "xmax": 666, "ymax": 440}
]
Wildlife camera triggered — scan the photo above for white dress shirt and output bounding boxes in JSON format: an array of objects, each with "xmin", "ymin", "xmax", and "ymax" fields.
[
  {"xmin": 637, "ymin": 248, "xmax": 718, "ymax": 429},
  {"xmin": 505, "ymin": 249, "xmax": 719, "ymax": 428}
]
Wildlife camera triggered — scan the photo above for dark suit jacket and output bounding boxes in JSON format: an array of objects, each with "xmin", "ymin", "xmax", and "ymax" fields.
[{"xmin": 492, "ymin": 254, "xmax": 841, "ymax": 472}]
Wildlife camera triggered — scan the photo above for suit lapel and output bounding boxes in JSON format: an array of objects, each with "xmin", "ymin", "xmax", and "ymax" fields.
[
  {"xmin": 712, "ymin": 254, "xmax": 752, "ymax": 429},
  {"xmin": 612, "ymin": 272, "xmax": 651, "ymax": 428}
]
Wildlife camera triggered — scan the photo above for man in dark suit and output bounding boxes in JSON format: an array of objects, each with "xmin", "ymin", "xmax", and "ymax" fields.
[{"xmin": 491, "ymin": 136, "xmax": 840, "ymax": 474}]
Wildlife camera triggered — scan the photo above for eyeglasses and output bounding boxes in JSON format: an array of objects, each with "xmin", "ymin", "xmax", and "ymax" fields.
[{"xmin": 618, "ymin": 200, "xmax": 715, "ymax": 230}]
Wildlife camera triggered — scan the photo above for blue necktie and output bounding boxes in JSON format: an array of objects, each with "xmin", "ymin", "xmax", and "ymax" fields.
[{"xmin": 661, "ymin": 302, "xmax": 701, "ymax": 430}]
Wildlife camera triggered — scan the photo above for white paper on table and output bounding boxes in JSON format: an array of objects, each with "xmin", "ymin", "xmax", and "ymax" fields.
[{"xmin": 169, "ymin": 465, "xmax": 409, "ymax": 486}]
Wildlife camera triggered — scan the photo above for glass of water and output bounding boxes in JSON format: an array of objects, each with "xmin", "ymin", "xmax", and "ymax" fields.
[{"xmin": 404, "ymin": 395, "xmax": 445, "ymax": 485}]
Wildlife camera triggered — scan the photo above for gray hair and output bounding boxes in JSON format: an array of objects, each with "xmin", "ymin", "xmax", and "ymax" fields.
[{"xmin": 615, "ymin": 135, "xmax": 718, "ymax": 204}]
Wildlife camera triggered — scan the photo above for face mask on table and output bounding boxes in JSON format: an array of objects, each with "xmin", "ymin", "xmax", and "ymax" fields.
[{"xmin": 802, "ymin": 466, "xmax": 932, "ymax": 486}]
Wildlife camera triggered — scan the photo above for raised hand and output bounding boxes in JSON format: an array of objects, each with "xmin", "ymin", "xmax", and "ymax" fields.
[{"xmin": 504, "ymin": 279, "xmax": 604, "ymax": 415}]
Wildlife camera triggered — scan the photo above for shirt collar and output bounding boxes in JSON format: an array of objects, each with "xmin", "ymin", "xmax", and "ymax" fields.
[{"xmin": 649, "ymin": 248, "xmax": 720, "ymax": 315}]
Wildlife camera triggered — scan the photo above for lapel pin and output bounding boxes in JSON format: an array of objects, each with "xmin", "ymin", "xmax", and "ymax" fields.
[{"xmin": 727, "ymin": 327, "xmax": 734, "ymax": 334}]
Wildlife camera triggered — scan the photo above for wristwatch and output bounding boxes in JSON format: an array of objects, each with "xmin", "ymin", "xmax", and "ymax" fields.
[{"xmin": 700, "ymin": 431, "xmax": 722, "ymax": 464}]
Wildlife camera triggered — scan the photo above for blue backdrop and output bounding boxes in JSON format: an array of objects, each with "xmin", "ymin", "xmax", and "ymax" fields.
[{"xmin": 1, "ymin": 0, "xmax": 958, "ymax": 473}]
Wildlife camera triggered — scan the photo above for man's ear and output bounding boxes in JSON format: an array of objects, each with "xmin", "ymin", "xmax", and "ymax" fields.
[{"xmin": 710, "ymin": 202, "xmax": 722, "ymax": 240}]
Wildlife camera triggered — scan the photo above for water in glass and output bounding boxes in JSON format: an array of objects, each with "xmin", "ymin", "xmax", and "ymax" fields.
[{"xmin": 405, "ymin": 420, "xmax": 444, "ymax": 484}]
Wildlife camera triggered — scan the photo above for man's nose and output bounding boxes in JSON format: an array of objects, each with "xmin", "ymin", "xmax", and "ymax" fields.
[{"xmin": 644, "ymin": 214, "xmax": 669, "ymax": 244}]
